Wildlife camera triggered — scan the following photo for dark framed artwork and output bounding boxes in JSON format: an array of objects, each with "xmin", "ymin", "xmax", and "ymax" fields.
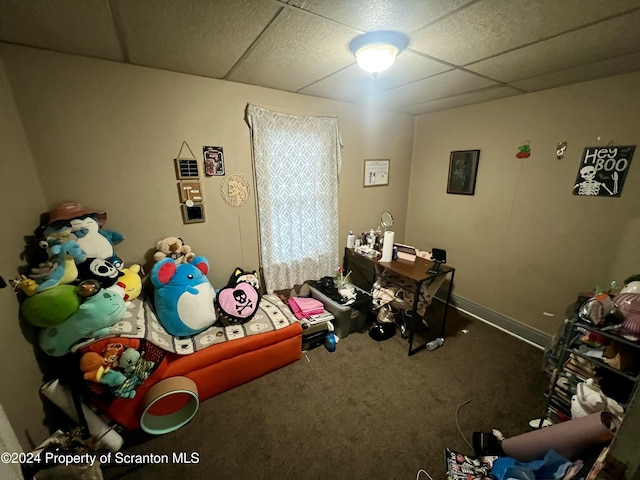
[{"xmin": 447, "ymin": 150, "xmax": 480, "ymax": 195}]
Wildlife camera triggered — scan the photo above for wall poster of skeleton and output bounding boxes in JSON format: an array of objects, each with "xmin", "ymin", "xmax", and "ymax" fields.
[{"xmin": 573, "ymin": 145, "xmax": 635, "ymax": 197}]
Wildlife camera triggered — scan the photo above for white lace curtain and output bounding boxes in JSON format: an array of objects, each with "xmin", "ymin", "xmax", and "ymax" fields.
[{"xmin": 246, "ymin": 104, "xmax": 342, "ymax": 293}]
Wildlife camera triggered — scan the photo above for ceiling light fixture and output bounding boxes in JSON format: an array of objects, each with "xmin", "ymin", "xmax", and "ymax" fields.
[{"xmin": 348, "ymin": 30, "xmax": 409, "ymax": 76}]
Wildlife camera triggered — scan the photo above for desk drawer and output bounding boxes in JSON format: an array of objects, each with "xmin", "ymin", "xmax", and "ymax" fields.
[{"xmin": 343, "ymin": 249, "xmax": 375, "ymax": 291}]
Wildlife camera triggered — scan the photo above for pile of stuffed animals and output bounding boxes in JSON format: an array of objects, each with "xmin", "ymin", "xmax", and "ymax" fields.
[
  {"xmin": 17, "ymin": 203, "xmax": 142, "ymax": 355},
  {"xmin": 15, "ymin": 201, "xmax": 263, "ymax": 400},
  {"xmin": 79, "ymin": 343, "xmax": 155, "ymax": 398}
]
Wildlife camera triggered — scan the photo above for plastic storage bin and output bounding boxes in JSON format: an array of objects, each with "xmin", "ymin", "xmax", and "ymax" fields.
[{"xmin": 309, "ymin": 283, "xmax": 372, "ymax": 339}]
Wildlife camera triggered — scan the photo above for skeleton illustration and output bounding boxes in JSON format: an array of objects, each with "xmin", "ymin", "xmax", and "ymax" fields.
[
  {"xmin": 234, "ymin": 289, "xmax": 253, "ymax": 314},
  {"xmin": 221, "ymin": 173, "xmax": 250, "ymax": 207},
  {"xmin": 573, "ymin": 166, "xmax": 617, "ymax": 196}
]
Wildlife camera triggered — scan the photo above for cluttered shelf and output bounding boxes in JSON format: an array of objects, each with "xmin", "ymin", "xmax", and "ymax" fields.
[
  {"xmin": 566, "ymin": 347, "xmax": 638, "ymax": 383},
  {"xmin": 541, "ymin": 295, "xmax": 640, "ymax": 430}
]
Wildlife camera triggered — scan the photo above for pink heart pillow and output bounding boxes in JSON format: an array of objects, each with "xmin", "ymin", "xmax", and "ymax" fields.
[{"xmin": 216, "ymin": 281, "xmax": 260, "ymax": 323}]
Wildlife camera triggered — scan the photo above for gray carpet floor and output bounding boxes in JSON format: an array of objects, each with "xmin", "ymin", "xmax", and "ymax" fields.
[{"xmin": 103, "ymin": 305, "xmax": 548, "ymax": 480}]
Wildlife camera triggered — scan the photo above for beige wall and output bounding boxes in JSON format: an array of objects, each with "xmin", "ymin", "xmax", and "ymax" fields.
[
  {"xmin": 2, "ymin": 43, "xmax": 639, "ymax": 476},
  {"xmin": 407, "ymin": 72, "xmax": 640, "ymax": 336},
  {"xmin": 0, "ymin": 44, "xmax": 414, "ymax": 289},
  {"xmin": 0, "ymin": 43, "xmax": 413, "ymax": 443},
  {"xmin": 0, "ymin": 55, "xmax": 49, "ymax": 448}
]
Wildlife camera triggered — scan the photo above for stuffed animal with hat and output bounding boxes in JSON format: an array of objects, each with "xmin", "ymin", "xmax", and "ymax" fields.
[{"xmin": 44, "ymin": 202, "xmax": 124, "ymax": 264}]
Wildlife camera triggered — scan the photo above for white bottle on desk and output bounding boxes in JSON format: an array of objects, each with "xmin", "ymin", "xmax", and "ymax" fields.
[{"xmin": 347, "ymin": 231, "xmax": 355, "ymax": 248}]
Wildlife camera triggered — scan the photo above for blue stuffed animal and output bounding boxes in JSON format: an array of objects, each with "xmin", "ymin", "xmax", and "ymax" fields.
[
  {"xmin": 38, "ymin": 289, "xmax": 126, "ymax": 357},
  {"xmin": 33, "ymin": 240, "xmax": 87, "ymax": 292},
  {"xmin": 150, "ymin": 256, "xmax": 217, "ymax": 337}
]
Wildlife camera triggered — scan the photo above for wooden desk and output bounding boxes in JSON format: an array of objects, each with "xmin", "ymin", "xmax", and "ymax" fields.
[{"xmin": 343, "ymin": 247, "xmax": 455, "ymax": 356}]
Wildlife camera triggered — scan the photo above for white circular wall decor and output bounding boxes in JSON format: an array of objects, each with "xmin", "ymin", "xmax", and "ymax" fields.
[{"xmin": 221, "ymin": 173, "xmax": 251, "ymax": 207}]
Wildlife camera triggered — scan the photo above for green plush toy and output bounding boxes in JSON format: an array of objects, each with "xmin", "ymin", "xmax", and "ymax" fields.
[
  {"xmin": 38, "ymin": 289, "xmax": 126, "ymax": 357},
  {"xmin": 112, "ymin": 351, "xmax": 155, "ymax": 398},
  {"xmin": 20, "ymin": 285, "xmax": 80, "ymax": 327}
]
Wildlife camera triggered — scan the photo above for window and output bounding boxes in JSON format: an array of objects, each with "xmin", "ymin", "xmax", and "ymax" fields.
[{"xmin": 246, "ymin": 104, "xmax": 342, "ymax": 292}]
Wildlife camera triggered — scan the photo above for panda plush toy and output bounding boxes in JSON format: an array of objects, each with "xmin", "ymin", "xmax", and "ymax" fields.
[{"xmin": 76, "ymin": 257, "xmax": 122, "ymax": 288}]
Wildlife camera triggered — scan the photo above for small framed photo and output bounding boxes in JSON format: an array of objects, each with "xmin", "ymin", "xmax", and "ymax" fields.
[
  {"xmin": 181, "ymin": 203, "xmax": 206, "ymax": 224},
  {"xmin": 363, "ymin": 159, "xmax": 390, "ymax": 187},
  {"xmin": 203, "ymin": 146, "xmax": 225, "ymax": 177},
  {"xmin": 447, "ymin": 150, "xmax": 480, "ymax": 195}
]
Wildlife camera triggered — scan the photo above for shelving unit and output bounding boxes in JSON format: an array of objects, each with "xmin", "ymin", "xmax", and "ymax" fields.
[{"xmin": 540, "ymin": 310, "xmax": 640, "ymax": 427}]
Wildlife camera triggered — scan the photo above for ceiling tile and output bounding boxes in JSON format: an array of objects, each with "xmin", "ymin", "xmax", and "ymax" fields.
[
  {"xmin": 110, "ymin": 0, "xmax": 281, "ymax": 78},
  {"xmin": 287, "ymin": 0, "xmax": 475, "ymax": 33},
  {"xmin": 358, "ymin": 69, "xmax": 500, "ymax": 109},
  {"xmin": 1, "ymin": 0, "xmax": 639, "ymax": 115},
  {"xmin": 466, "ymin": 10, "xmax": 640, "ymax": 83},
  {"xmin": 0, "ymin": 0, "xmax": 123, "ymax": 60},
  {"xmin": 398, "ymin": 86, "xmax": 522, "ymax": 115},
  {"xmin": 511, "ymin": 51, "xmax": 640, "ymax": 92},
  {"xmin": 299, "ymin": 51, "xmax": 451, "ymax": 101},
  {"xmin": 227, "ymin": 8, "xmax": 357, "ymax": 92},
  {"xmin": 410, "ymin": 0, "xmax": 640, "ymax": 66}
]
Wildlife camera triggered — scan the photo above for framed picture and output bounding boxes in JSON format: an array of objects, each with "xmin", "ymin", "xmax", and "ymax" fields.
[
  {"xmin": 447, "ymin": 150, "xmax": 480, "ymax": 195},
  {"xmin": 178, "ymin": 180, "xmax": 203, "ymax": 203},
  {"xmin": 203, "ymin": 146, "xmax": 225, "ymax": 177},
  {"xmin": 363, "ymin": 159, "xmax": 390, "ymax": 187},
  {"xmin": 175, "ymin": 158, "xmax": 200, "ymax": 179},
  {"xmin": 181, "ymin": 203, "xmax": 206, "ymax": 224}
]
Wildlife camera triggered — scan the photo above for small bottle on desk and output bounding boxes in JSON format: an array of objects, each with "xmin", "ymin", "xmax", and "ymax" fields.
[{"xmin": 347, "ymin": 231, "xmax": 355, "ymax": 248}]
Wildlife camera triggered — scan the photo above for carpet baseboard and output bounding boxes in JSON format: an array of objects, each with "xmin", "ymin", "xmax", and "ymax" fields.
[{"xmin": 435, "ymin": 293, "xmax": 551, "ymax": 349}]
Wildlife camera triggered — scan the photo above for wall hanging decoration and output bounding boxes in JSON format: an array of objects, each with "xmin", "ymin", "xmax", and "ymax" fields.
[
  {"xmin": 221, "ymin": 173, "xmax": 250, "ymax": 207},
  {"xmin": 363, "ymin": 159, "xmax": 390, "ymax": 187},
  {"xmin": 178, "ymin": 181, "xmax": 203, "ymax": 204},
  {"xmin": 516, "ymin": 142, "xmax": 531, "ymax": 159},
  {"xmin": 203, "ymin": 146, "xmax": 225, "ymax": 176},
  {"xmin": 556, "ymin": 142, "xmax": 567, "ymax": 160},
  {"xmin": 174, "ymin": 142, "xmax": 200, "ymax": 179},
  {"xmin": 174, "ymin": 141, "xmax": 205, "ymax": 223},
  {"xmin": 573, "ymin": 145, "xmax": 635, "ymax": 197},
  {"xmin": 181, "ymin": 203, "xmax": 206, "ymax": 224},
  {"xmin": 447, "ymin": 150, "xmax": 480, "ymax": 195}
]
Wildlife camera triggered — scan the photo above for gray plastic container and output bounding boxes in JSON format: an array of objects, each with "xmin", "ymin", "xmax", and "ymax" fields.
[{"xmin": 309, "ymin": 284, "xmax": 370, "ymax": 338}]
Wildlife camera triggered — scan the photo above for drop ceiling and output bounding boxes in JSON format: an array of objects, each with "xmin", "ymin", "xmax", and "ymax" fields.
[{"xmin": 1, "ymin": 0, "xmax": 639, "ymax": 115}]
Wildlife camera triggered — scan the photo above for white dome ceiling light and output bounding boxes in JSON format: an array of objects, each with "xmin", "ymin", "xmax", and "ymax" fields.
[{"xmin": 348, "ymin": 31, "xmax": 409, "ymax": 76}]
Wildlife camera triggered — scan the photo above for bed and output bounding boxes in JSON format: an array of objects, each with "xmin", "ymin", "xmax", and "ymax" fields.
[{"xmin": 77, "ymin": 294, "xmax": 303, "ymax": 431}]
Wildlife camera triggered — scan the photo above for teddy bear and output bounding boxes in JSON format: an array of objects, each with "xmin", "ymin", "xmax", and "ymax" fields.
[{"xmin": 153, "ymin": 236, "xmax": 195, "ymax": 264}]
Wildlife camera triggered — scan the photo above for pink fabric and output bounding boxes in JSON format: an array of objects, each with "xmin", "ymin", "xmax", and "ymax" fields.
[{"xmin": 288, "ymin": 297, "xmax": 324, "ymax": 319}]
